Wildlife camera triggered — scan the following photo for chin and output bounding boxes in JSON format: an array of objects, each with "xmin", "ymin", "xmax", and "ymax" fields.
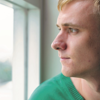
[
  {"xmin": 61, "ymin": 66, "xmax": 82, "ymax": 78},
  {"xmin": 61, "ymin": 68, "xmax": 74, "ymax": 77},
  {"xmin": 61, "ymin": 64, "xmax": 75, "ymax": 77}
]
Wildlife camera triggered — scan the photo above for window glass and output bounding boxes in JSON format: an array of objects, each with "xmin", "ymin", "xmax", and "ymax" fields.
[{"xmin": 0, "ymin": 4, "xmax": 13, "ymax": 100}]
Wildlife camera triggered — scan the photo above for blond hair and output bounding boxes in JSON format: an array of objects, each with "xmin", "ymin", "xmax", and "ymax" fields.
[
  {"xmin": 57, "ymin": 0, "xmax": 72, "ymax": 11},
  {"xmin": 57, "ymin": 0, "xmax": 100, "ymax": 14}
]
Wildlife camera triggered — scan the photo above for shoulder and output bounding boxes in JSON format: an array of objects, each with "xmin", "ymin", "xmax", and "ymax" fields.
[{"xmin": 29, "ymin": 73, "xmax": 69, "ymax": 100}]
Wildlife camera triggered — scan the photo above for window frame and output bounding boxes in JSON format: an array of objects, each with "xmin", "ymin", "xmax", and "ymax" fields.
[{"xmin": 0, "ymin": 1, "xmax": 41, "ymax": 100}]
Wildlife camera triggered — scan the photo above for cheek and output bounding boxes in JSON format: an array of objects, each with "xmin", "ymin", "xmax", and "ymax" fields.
[
  {"xmin": 69, "ymin": 35, "xmax": 93, "ymax": 59},
  {"xmin": 70, "ymin": 35, "xmax": 90, "ymax": 51},
  {"xmin": 70, "ymin": 30, "xmax": 99, "ymax": 52},
  {"xmin": 70, "ymin": 34, "xmax": 100, "ymax": 64}
]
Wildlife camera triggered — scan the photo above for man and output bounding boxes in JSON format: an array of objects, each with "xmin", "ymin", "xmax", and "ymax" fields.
[{"xmin": 29, "ymin": 0, "xmax": 100, "ymax": 100}]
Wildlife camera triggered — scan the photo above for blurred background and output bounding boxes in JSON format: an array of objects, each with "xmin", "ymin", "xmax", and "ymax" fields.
[
  {"xmin": 0, "ymin": 0, "xmax": 61, "ymax": 100},
  {"xmin": 0, "ymin": 4, "xmax": 13, "ymax": 100}
]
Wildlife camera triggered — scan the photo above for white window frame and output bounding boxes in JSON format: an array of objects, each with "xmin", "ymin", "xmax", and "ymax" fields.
[{"xmin": 0, "ymin": 1, "xmax": 40, "ymax": 100}]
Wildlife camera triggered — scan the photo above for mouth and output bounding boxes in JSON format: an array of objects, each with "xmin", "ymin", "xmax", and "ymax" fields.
[
  {"xmin": 60, "ymin": 57, "xmax": 71, "ymax": 64},
  {"xmin": 60, "ymin": 56, "xmax": 71, "ymax": 62},
  {"xmin": 60, "ymin": 57, "xmax": 70, "ymax": 59}
]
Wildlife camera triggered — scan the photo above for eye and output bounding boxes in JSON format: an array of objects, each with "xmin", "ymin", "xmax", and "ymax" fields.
[{"xmin": 68, "ymin": 28, "xmax": 78, "ymax": 33}]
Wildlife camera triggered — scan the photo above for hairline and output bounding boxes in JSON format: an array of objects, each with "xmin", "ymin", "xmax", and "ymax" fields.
[{"xmin": 57, "ymin": 0, "xmax": 98, "ymax": 13}]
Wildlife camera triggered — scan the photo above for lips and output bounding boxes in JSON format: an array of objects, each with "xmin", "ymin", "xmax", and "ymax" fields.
[
  {"xmin": 60, "ymin": 57, "xmax": 70, "ymax": 59},
  {"xmin": 60, "ymin": 56, "xmax": 71, "ymax": 64}
]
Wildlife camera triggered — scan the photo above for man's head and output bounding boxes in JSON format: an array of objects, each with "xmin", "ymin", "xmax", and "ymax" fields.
[{"xmin": 51, "ymin": 0, "xmax": 100, "ymax": 78}]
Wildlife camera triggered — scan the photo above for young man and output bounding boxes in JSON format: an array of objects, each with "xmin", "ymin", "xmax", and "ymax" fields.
[{"xmin": 29, "ymin": 0, "xmax": 100, "ymax": 100}]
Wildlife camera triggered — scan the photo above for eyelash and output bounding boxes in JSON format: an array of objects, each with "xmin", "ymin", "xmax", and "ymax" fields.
[
  {"xmin": 58, "ymin": 28, "xmax": 78, "ymax": 33},
  {"xmin": 68, "ymin": 28, "xmax": 78, "ymax": 33}
]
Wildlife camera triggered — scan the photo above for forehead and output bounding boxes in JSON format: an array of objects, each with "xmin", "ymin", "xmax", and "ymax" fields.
[{"xmin": 57, "ymin": 0, "xmax": 96, "ymax": 28}]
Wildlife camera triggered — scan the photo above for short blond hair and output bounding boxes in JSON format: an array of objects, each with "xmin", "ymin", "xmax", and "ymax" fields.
[
  {"xmin": 57, "ymin": 0, "xmax": 100, "ymax": 14},
  {"xmin": 57, "ymin": 0, "xmax": 72, "ymax": 11}
]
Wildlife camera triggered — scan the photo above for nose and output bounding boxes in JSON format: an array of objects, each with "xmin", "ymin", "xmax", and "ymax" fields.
[{"xmin": 51, "ymin": 33, "xmax": 67, "ymax": 50}]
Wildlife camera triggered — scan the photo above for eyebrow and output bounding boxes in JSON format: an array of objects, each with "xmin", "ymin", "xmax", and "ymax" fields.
[{"xmin": 56, "ymin": 23, "xmax": 82, "ymax": 28}]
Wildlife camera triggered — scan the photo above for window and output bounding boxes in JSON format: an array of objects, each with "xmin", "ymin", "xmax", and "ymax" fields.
[
  {"xmin": 0, "ymin": 4, "xmax": 13, "ymax": 100},
  {"xmin": 0, "ymin": 1, "xmax": 40, "ymax": 100}
]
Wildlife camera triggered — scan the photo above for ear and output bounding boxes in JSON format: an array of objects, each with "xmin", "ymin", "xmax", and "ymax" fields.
[{"xmin": 94, "ymin": 0, "xmax": 100, "ymax": 15}]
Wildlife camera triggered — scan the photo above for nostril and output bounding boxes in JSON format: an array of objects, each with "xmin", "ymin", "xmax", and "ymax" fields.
[
  {"xmin": 56, "ymin": 47, "xmax": 60, "ymax": 50},
  {"xmin": 51, "ymin": 42, "xmax": 60, "ymax": 50},
  {"xmin": 51, "ymin": 41, "xmax": 67, "ymax": 50}
]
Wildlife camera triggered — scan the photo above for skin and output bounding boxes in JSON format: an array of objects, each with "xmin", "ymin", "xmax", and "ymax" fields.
[{"xmin": 51, "ymin": 0, "xmax": 100, "ymax": 99}]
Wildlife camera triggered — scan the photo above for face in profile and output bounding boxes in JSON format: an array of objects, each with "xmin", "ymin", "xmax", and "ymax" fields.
[{"xmin": 51, "ymin": 0, "xmax": 100, "ymax": 78}]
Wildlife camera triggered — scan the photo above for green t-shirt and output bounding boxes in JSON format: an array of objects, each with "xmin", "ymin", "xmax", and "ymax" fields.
[{"xmin": 29, "ymin": 73, "xmax": 84, "ymax": 100}]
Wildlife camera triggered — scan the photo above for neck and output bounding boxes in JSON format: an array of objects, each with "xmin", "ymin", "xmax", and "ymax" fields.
[
  {"xmin": 82, "ymin": 77, "xmax": 100, "ymax": 92},
  {"xmin": 71, "ymin": 73, "xmax": 100, "ymax": 100},
  {"xmin": 81, "ymin": 75, "xmax": 100, "ymax": 100}
]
